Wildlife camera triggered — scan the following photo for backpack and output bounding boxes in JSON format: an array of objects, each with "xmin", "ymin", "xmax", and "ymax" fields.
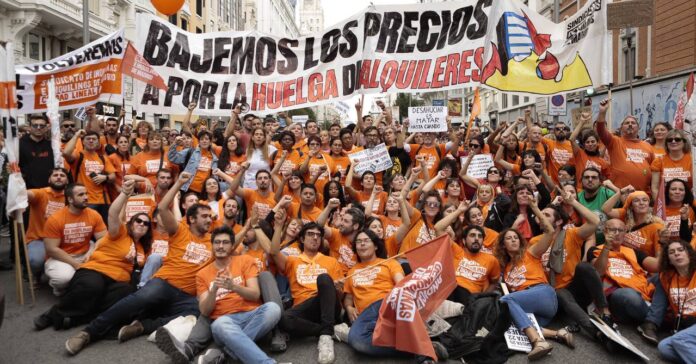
[{"xmin": 437, "ymin": 292, "xmax": 512, "ymax": 362}]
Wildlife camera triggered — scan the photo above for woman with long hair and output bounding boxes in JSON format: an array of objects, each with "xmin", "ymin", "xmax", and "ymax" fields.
[
  {"xmin": 651, "ymin": 129, "xmax": 693, "ymax": 199},
  {"xmin": 319, "ymin": 129, "xmax": 331, "ymax": 153},
  {"xmin": 638, "ymin": 240, "xmax": 696, "ymax": 361},
  {"xmin": 662, "ymin": 179, "xmax": 696, "ymax": 239},
  {"xmin": 244, "ymin": 127, "xmax": 275, "ymax": 189},
  {"xmin": 108, "ymin": 134, "xmax": 131, "ymax": 197},
  {"xmin": 33, "ymin": 180, "xmax": 151, "ymax": 331},
  {"xmin": 499, "ymin": 171, "xmax": 552, "ymax": 239},
  {"xmin": 299, "ymin": 135, "xmax": 332, "ymax": 194},
  {"xmin": 216, "ymin": 134, "xmax": 247, "ymax": 183},
  {"xmin": 168, "ymin": 130, "xmax": 218, "ymax": 194},
  {"xmin": 603, "ymin": 190, "xmax": 665, "ymax": 257},
  {"xmin": 126, "ymin": 131, "xmax": 173, "ymax": 194},
  {"xmin": 129, "ymin": 120, "xmax": 153, "ymax": 155},
  {"xmin": 327, "ymin": 137, "xmax": 351, "ymax": 185},
  {"xmin": 399, "ymin": 190, "xmax": 443, "ymax": 254},
  {"xmin": 364, "ymin": 191, "xmax": 412, "ymax": 257},
  {"xmin": 494, "ymin": 198, "xmax": 573, "ymax": 360},
  {"xmin": 199, "ymin": 177, "xmax": 224, "ymax": 220},
  {"xmin": 647, "ymin": 121, "xmax": 672, "ymax": 158},
  {"xmin": 323, "ymin": 180, "xmax": 347, "ymax": 228}
]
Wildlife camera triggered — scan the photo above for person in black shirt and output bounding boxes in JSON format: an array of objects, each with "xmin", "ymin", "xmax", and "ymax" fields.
[{"xmin": 19, "ymin": 115, "xmax": 54, "ymax": 189}]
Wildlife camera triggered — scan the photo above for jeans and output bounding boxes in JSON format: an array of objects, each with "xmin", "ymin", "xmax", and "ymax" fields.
[
  {"xmin": 658, "ymin": 324, "xmax": 696, "ymax": 364},
  {"xmin": 27, "ymin": 240, "xmax": 45, "ymax": 276},
  {"xmin": 84, "ymin": 278, "xmax": 199, "ymax": 340},
  {"xmin": 646, "ymin": 276, "xmax": 669, "ymax": 327},
  {"xmin": 275, "ymin": 273, "xmax": 292, "ymax": 302},
  {"xmin": 556, "ymin": 262, "xmax": 608, "ymax": 337},
  {"xmin": 138, "ymin": 254, "xmax": 163, "ymax": 288},
  {"xmin": 500, "ymin": 284, "xmax": 558, "ymax": 329},
  {"xmin": 608, "ymin": 287, "xmax": 649, "ymax": 324},
  {"xmin": 281, "ymin": 273, "xmax": 340, "ymax": 337},
  {"xmin": 211, "ymin": 302, "xmax": 281, "ymax": 364},
  {"xmin": 348, "ymin": 300, "xmax": 406, "ymax": 357}
]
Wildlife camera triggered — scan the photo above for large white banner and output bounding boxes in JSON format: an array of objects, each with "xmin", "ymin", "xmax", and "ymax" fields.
[
  {"xmin": 133, "ymin": 0, "xmax": 611, "ymax": 116},
  {"xmin": 15, "ymin": 30, "xmax": 126, "ymax": 114}
]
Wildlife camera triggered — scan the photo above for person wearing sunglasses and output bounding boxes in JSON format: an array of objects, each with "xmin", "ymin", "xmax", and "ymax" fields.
[
  {"xmin": 19, "ymin": 114, "xmax": 56, "ymax": 190},
  {"xmin": 35, "ymin": 180, "xmax": 151, "ymax": 331},
  {"xmin": 651, "ymin": 129, "xmax": 693, "ymax": 200},
  {"xmin": 60, "ymin": 119, "xmax": 77, "ymax": 144}
]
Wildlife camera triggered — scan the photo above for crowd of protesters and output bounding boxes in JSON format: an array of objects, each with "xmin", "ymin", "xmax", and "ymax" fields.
[{"xmin": 7, "ymin": 97, "xmax": 696, "ymax": 364}]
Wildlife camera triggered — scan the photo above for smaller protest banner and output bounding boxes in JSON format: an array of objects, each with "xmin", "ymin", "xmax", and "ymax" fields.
[
  {"xmin": 432, "ymin": 99, "xmax": 445, "ymax": 107},
  {"xmin": 408, "ymin": 106, "xmax": 447, "ymax": 133},
  {"xmin": 571, "ymin": 106, "xmax": 592, "ymax": 128},
  {"xmin": 463, "ymin": 154, "xmax": 494, "ymax": 179},
  {"xmin": 291, "ymin": 115, "xmax": 309, "ymax": 125},
  {"xmin": 347, "ymin": 143, "xmax": 392, "ymax": 176},
  {"xmin": 74, "ymin": 107, "xmax": 87, "ymax": 122},
  {"xmin": 504, "ymin": 314, "xmax": 543, "ymax": 352},
  {"xmin": 333, "ymin": 100, "xmax": 351, "ymax": 116}
]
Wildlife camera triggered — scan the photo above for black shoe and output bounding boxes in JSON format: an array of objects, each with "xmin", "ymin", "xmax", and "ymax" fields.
[
  {"xmin": 637, "ymin": 322, "xmax": 659, "ymax": 345},
  {"xmin": 432, "ymin": 341, "xmax": 449, "ymax": 361},
  {"xmin": 596, "ymin": 331, "xmax": 617, "ymax": 354},
  {"xmin": 33, "ymin": 313, "xmax": 52, "ymax": 331},
  {"xmin": 155, "ymin": 327, "xmax": 190, "ymax": 364}
]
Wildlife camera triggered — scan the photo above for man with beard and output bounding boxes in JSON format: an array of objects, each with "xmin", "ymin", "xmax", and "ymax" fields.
[
  {"xmin": 229, "ymin": 165, "xmax": 276, "ymax": 220},
  {"xmin": 596, "ymin": 98, "xmax": 655, "ymax": 191},
  {"xmin": 43, "ymin": 184, "xmax": 107, "ymax": 296},
  {"xmin": 318, "ymin": 205, "xmax": 364, "ymax": 274},
  {"xmin": 216, "ymin": 198, "xmax": 243, "ymax": 235},
  {"xmin": 542, "ymin": 121, "xmax": 575, "ymax": 185},
  {"xmin": 446, "ymin": 222, "xmax": 500, "ymax": 304},
  {"xmin": 101, "ymin": 117, "xmax": 120, "ymax": 155},
  {"xmin": 19, "ymin": 114, "xmax": 54, "ymax": 189},
  {"xmin": 577, "ymin": 167, "xmax": 617, "ymax": 245},
  {"xmin": 60, "ymin": 119, "xmax": 78, "ymax": 147},
  {"xmin": 288, "ymin": 184, "xmax": 323, "ymax": 224},
  {"xmin": 521, "ymin": 108, "xmax": 549, "ymax": 166},
  {"xmin": 65, "ymin": 172, "xmax": 214, "ymax": 355},
  {"xmin": 25, "ymin": 168, "xmax": 69, "ymax": 278}
]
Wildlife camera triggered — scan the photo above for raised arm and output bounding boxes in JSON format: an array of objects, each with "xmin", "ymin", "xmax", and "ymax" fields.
[
  {"xmin": 224, "ymin": 104, "xmax": 242, "ymax": 138},
  {"xmin": 565, "ymin": 192, "xmax": 600, "ymax": 239},
  {"xmin": 570, "ymin": 112, "xmax": 591, "ymax": 153},
  {"xmin": 393, "ymin": 191, "xmax": 413, "ymax": 243},
  {"xmin": 62, "ymin": 129, "xmax": 85, "ymax": 163},
  {"xmin": 527, "ymin": 197, "xmax": 555, "ymax": 258},
  {"xmin": 107, "ymin": 180, "xmax": 135, "ymax": 237},
  {"xmin": 421, "ymin": 170, "xmax": 446, "ymax": 194},
  {"xmin": 270, "ymin": 209, "xmax": 289, "ymax": 273},
  {"xmin": 182, "ymin": 102, "xmax": 196, "ymax": 134},
  {"xmin": 317, "ymin": 198, "xmax": 341, "ymax": 227},
  {"xmin": 494, "ymin": 137, "xmax": 516, "ymax": 172},
  {"xmin": 595, "ymin": 99, "xmax": 613, "ymax": 147},
  {"xmin": 158, "ymin": 172, "xmax": 192, "ymax": 235},
  {"xmin": 459, "ymin": 154, "xmax": 481, "ymax": 189},
  {"xmin": 435, "ymin": 200, "xmax": 469, "ymax": 235},
  {"xmin": 228, "ymin": 161, "xmax": 250, "ymax": 197},
  {"xmin": 343, "ymin": 162, "xmax": 359, "ymax": 200}
]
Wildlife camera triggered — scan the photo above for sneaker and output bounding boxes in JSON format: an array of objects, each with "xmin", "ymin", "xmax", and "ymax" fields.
[
  {"xmin": 155, "ymin": 327, "xmax": 190, "ymax": 364},
  {"xmin": 637, "ymin": 322, "xmax": 659, "ymax": 345},
  {"xmin": 317, "ymin": 334, "xmax": 335, "ymax": 364},
  {"xmin": 33, "ymin": 313, "xmax": 52, "ymax": 331},
  {"xmin": 118, "ymin": 320, "xmax": 144, "ymax": 342},
  {"xmin": 65, "ymin": 331, "xmax": 90, "ymax": 355},
  {"xmin": 333, "ymin": 323, "xmax": 350, "ymax": 342},
  {"xmin": 196, "ymin": 348, "xmax": 225, "ymax": 364},
  {"xmin": 432, "ymin": 341, "xmax": 449, "ymax": 361},
  {"xmin": 270, "ymin": 329, "xmax": 288, "ymax": 352}
]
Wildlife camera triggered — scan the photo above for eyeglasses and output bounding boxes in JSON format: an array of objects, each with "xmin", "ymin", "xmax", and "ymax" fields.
[
  {"xmin": 488, "ymin": 169, "xmax": 500, "ymax": 175},
  {"xmin": 425, "ymin": 201, "xmax": 440, "ymax": 208},
  {"xmin": 469, "ymin": 144, "xmax": 481, "ymax": 148},
  {"xmin": 667, "ymin": 138, "xmax": 684, "ymax": 143},
  {"xmin": 31, "ymin": 124, "xmax": 47, "ymax": 129},
  {"xmin": 132, "ymin": 217, "xmax": 151, "ymax": 226},
  {"xmin": 62, "ymin": 124, "xmax": 76, "ymax": 129},
  {"xmin": 213, "ymin": 239, "xmax": 232, "ymax": 245},
  {"xmin": 605, "ymin": 228, "xmax": 625, "ymax": 234},
  {"xmin": 305, "ymin": 231, "xmax": 322, "ymax": 238}
]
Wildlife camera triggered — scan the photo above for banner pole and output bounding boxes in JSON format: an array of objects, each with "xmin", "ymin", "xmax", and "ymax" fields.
[
  {"xmin": 12, "ymin": 220, "xmax": 24, "ymax": 305},
  {"xmin": 340, "ymin": 252, "xmax": 405, "ymax": 282},
  {"xmin": 18, "ymin": 219, "xmax": 36, "ymax": 306}
]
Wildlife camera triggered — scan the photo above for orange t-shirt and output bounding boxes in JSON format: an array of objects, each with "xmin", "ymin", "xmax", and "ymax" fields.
[
  {"xmin": 408, "ymin": 143, "xmax": 447, "ymax": 179},
  {"xmin": 603, "ymin": 134, "xmax": 654, "ymax": 191},
  {"xmin": 272, "ymin": 149, "xmax": 304, "ymax": 176},
  {"xmin": 127, "ymin": 150, "xmax": 174, "ymax": 188},
  {"xmin": 664, "ymin": 205, "xmax": 695, "ymax": 239},
  {"xmin": 379, "ymin": 215, "xmax": 402, "ymax": 239},
  {"xmin": 533, "ymin": 227, "xmax": 585, "ymax": 289},
  {"xmin": 25, "ymin": 188, "xmax": 65, "ymax": 243},
  {"xmin": 280, "ymin": 241, "xmax": 302, "ymax": 257},
  {"xmin": 188, "ymin": 149, "xmax": 214, "ymax": 193},
  {"xmin": 479, "ymin": 227, "xmax": 499, "ymax": 255},
  {"xmin": 615, "ymin": 208, "xmax": 664, "ymax": 257},
  {"xmin": 285, "ymin": 253, "xmax": 344, "ymax": 306},
  {"xmin": 399, "ymin": 210, "xmax": 438, "ymax": 254},
  {"xmin": 305, "ymin": 154, "xmax": 332, "ymax": 193},
  {"xmin": 356, "ymin": 190, "xmax": 387, "ymax": 214},
  {"xmin": 592, "ymin": 245, "xmax": 654, "ymax": 300},
  {"xmin": 240, "ymin": 245, "xmax": 272, "ymax": 273},
  {"xmin": 288, "ymin": 202, "xmax": 322, "ymax": 224},
  {"xmin": 651, "ymin": 153, "xmax": 693, "ymax": 190},
  {"xmin": 504, "ymin": 251, "xmax": 549, "ymax": 292},
  {"xmin": 153, "ymin": 222, "xmax": 212, "ymax": 295},
  {"xmin": 574, "ymin": 149, "xmax": 611, "ymax": 185},
  {"xmin": 69, "ymin": 150, "xmax": 116, "ymax": 204},
  {"xmin": 43, "ymin": 207, "xmax": 107, "ymax": 255},
  {"xmin": 542, "ymin": 139, "xmax": 575, "ymax": 185},
  {"xmin": 327, "ymin": 227, "xmax": 358, "ymax": 274},
  {"xmin": 195, "ymin": 255, "xmax": 261, "ymax": 319},
  {"xmin": 659, "ymin": 272, "xmax": 696, "ymax": 319},
  {"xmin": 238, "ymin": 188, "xmax": 275, "ymax": 220},
  {"xmin": 108, "ymin": 153, "xmax": 131, "ymax": 190},
  {"xmin": 326, "ymin": 154, "xmax": 351, "ymax": 184},
  {"xmin": 151, "ymin": 229, "xmax": 170, "ymax": 256},
  {"xmin": 344, "ymin": 258, "xmax": 403, "ymax": 314},
  {"xmin": 222, "ymin": 154, "xmax": 248, "ymax": 179},
  {"xmin": 81, "ymin": 225, "xmax": 145, "ymax": 282},
  {"xmin": 451, "ymin": 243, "xmax": 500, "ymax": 293},
  {"xmin": 125, "ymin": 195, "xmax": 157, "ymax": 220}
]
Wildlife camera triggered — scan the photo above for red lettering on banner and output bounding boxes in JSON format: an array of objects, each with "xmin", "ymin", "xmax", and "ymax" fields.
[
  {"xmin": 431, "ymin": 55, "xmax": 447, "ymax": 88},
  {"xmin": 458, "ymin": 50, "xmax": 473, "ymax": 83},
  {"xmin": 444, "ymin": 53, "xmax": 460, "ymax": 87},
  {"xmin": 417, "ymin": 59, "xmax": 432, "ymax": 89}
]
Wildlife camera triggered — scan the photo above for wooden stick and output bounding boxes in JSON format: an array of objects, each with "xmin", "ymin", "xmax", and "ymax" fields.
[
  {"xmin": 18, "ymin": 220, "xmax": 36, "ymax": 306},
  {"xmin": 12, "ymin": 220, "xmax": 24, "ymax": 305},
  {"xmin": 607, "ymin": 86, "xmax": 613, "ymax": 132},
  {"xmin": 340, "ymin": 252, "xmax": 405, "ymax": 282}
]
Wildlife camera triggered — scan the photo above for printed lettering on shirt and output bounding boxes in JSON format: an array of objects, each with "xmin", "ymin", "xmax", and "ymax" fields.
[
  {"xmin": 198, "ymin": 156, "xmax": 212, "ymax": 171},
  {"xmin": 252, "ymin": 202, "xmax": 271, "ymax": 219},
  {"xmin": 623, "ymin": 232, "xmax": 647, "ymax": 250},
  {"xmin": 281, "ymin": 246, "xmax": 301, "ymax": 257},
  {"xmin": 309, "ymin": 163, "xmax": 329, "ymax": 180},
  {"xmin": 181, "ymin": 242, "xmax": 212, "ymax": 264},
  {"xmin": 45, "ymin": 200, "xmax": 65, "ymax": 219},
  {"xmin": 663, "ymin": 167, "xmax": 690, "ymax": 182},
  {"xmin": 122, "ymin": 163, "xmax": 132, "ymax": 172},
  {"xmin": 456, "ymin": 258, "xmax": 488, "ymax": 281},
  {"xmin": 145, "ymin": 159, "xmax": 161, "ymax": 174},
  {"xmin": 351, "ymin": 266, "xmax": 382, "ymax": 287},
  {"xmin": 338, "ymin": 244, "xmax": 356, "ymax": 268},
  {"xmin": 151, "ymin": 239, "xmax": 169, "ymax": 255},
  {"xmin": 225, "ymin": 162, "xmax": 240, "ymax": 176},
  {"xmin": 584, "ymin": 159, "xmax": 601, "ymax": 171},
  {"xmin": 384, "ymin": 224, "xmax": 398, "ymax": 238},
  {"xmin": 415, "ymin": 225, "xmax": 437, "ymax": 245},
  {"xmin": 125, "ymin": 200, "xmax": 152, "ymax": 220},
  {"xmin": 669, "ymin": 287, "xmax": 696, "ymax": 315},
  {"xmin": 296, "ymin": 263, "xmax": 328, "ymax": 285},
  {"xmin": 625, "ymin": 148, "xmax": 649, "ymax": 163},
  {"xmin": 361, "ymin": 200, "xmax": 380, "ymax": 213},
  {"xmin": 63, "ymin": 222, "xmax": 94, "ymax": 244},
  {"xmin": 480, "ymin": 245, "xmax": 494, "ymax": 255},
  {"xmin": 607, "ymin": 257, "xmax": 634, "ymax": 279},
  {"xmin": 505, "ymin": 265, "xmax": 528, "ymax": 289},
  {"xmin": 551, "ymin": 148, "xmax": 572, "ymax": 165},
  {"xmin": 84, "ymin": 160, "xmax": 104, "ymax": 174},
  {"xmin": 210, "ymin": 275, "xmax": 244, "ymax": 301},
  {"xmin": 665, "ymin": 215, "xmax": 683, "ymax": 237},
  {"xmin": 279, "ymin": 160, "xmax": 296, "ymax": 176}
]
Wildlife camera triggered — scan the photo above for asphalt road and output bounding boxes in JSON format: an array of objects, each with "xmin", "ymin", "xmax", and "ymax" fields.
[{"xmin": 0, "ymin": 247, "xmax": 669, "ymax": 363}]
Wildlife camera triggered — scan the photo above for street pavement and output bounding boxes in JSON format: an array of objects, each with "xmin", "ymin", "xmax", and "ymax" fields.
[{"xmin": 0, "ymin": 254, "xmax": 668, "ymax": 363}]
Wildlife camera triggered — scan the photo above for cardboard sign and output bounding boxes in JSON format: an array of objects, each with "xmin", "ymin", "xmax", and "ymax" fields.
[
  {"xmin": 607, "ymin": 0, "xmax": 654, "ymax": 30},
  {"xmin": 74, "ymin": 107, "xmax": 87, "ymax": 122},
  {"xmin": 571, "ymin": 106, "xmax": 592, "ymax": 128},
  {"xmin": 590, "ymin": 318, "xmax": 649, "ymax": 361},
  {"xmin": 291, "ymin": 115, "xmax": 309, "ymax": 125},
  {"xmin": 463, "ymin": 154, "xmax": 495, "ymax": 180},
  {"xmin": 408, "ymin": 106, "xmax": 447, "ymax": 133},
  {"xmin": 347, "ymin": 143, "xmax": 393, "ymax": 176},
  {"xmin": 504, "ymin": 314, "xmax": 543, "ymax": 353}
]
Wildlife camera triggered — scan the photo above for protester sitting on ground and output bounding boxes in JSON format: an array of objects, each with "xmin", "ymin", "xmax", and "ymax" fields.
[
  {"xmin": 35, "ymin": 180, "xmax": 151, "ymax": 331},
  {"xmin": 589, "ymin": 219, "xmax": 659, "ymax": 325},
  {"xmin": 270, "ymin": 222, "xmax": 344, "ymax": 364},
  {"xmin": 603, "ymin": 190, "xmax": 665, "ymax": 257},
  {"xmin": 64, "ymin": 172, "xmax": 213, "ymax": 355},
  {"xmin": 494, "ymin": 196, "xmax": 574, "ymax": 360},
  {"xmin": 43, "ymin": 184, "xmax": 107, "ymax": 296},
  {"xmin": 660, "ymin": 179, "xmax": 696, "ymax": 239},
  {"xmin": 155, "ymin": 225, "xmax": 281, "ymax": 364},
  {"xmin": 25, "ymin": 168, "xmax": 68, "ymax": 279}
]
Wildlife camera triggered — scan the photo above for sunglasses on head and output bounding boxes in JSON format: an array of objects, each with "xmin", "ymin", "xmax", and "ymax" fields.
[{"xmin": 132, "ymin": 217, "xmax": 151, "ymax": 226}]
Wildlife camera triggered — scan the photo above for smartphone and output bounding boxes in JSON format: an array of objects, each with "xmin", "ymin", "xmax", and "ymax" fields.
[
  {"xmin": 533, "ymin": 163, "xmax": 542, "ymax": 170},
  {"xmin": 89, "ymin": 172, "xmax": 98, "ymax": 178}
]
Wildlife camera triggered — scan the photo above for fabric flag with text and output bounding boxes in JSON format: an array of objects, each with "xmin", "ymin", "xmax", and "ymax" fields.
[
  {"xmin": 121, "ymin": 42, "xmax": 168, "ymax": 91},
  {"xmin": 372, "ymin": 234, "xmax": 457, "ymax": 359},
  {"xmin": 673, "ymin": 72, "xmax": 694, "ymax": 131},
  {"xmin": 0, "ymin": 43, "xmax": 28, "ymax": 219}
]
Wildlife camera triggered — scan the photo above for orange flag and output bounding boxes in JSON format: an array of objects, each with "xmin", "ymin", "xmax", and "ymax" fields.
[
  {"xmin": 121, "ymin": 42, "xmax": 168, "ymax": 91},
  {"xmin": 464, "ymin": 87, "xmax": 481, "ymax": 142},
  {"xmin": 653, "ymin": 174, "xmax": 666, "ymax": 221},
  {"xmin": 372, "ymin": 234, "xmax": 457, "ymax": 359}
]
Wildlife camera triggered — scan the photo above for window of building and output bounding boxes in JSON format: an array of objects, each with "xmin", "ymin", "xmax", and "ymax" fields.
[
  {"xmin": 196, "ymin": 27, "xmax": 203, "ymax": 34},
  {"xmin": 501, "ymin": 93, "xmax": 508, "ymax": 109},
  {"xmin": 26, "ymin": 33, "xmax": 41, "ymax": 60},
  {"xmin": 621, "ymin": 28, "xmax": 636, "ymax": 82},
  {"xmin": 512, "ymin": 95, "xmax": 519, "ymax": 106},
  {"xmin": 169, "ymin": 14, "xmax": 178, "ymax": 25},
  {"xmin": 196, "ymin": 0, "xmax": 203, "ymax": 17},
  {"xmin": 181, "ymin": 18, "xmax": 188, "ymax": 31},
  {"xmin": 88, "ymin": 0, "xmax": 100, "ymax": 15},
  {"xmin": 524, "ymin": 96, "xmax": 529, "ymax": 103}
]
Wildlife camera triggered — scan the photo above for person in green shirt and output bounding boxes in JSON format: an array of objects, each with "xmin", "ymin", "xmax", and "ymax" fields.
[{"xmin": 577, "ymin": 167, "xmax": 618, "ymax": 245}]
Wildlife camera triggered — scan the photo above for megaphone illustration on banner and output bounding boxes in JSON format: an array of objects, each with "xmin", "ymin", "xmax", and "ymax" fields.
[{"xmin": 235, "ymin": 102, "xmax": 250, "ymax": 113}]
